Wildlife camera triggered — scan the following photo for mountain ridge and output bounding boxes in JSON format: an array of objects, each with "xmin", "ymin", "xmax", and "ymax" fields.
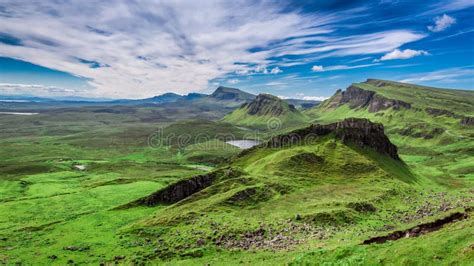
[{"xmin": 223, "ymin": 93, "xmax": 308, "ymax": 129}]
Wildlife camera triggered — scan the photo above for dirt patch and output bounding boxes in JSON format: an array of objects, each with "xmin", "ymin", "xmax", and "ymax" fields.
[
  {"xmin": 215, "ymin": 222, "xmax": 327, "ymax": 251},
  {"xmin": 363, "ymin": 211, "xmax": 468, "ymax": 244}
]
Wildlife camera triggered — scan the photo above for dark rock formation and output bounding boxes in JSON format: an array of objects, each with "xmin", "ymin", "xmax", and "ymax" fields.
[
  {"xmin": 244, "ymin": 118, "xmax": 400, "ymax": 160},
  {"xmin": 137, "ymin": 172, "xmax": 217, "ymax": 206},
  {"xmin": 368, "ymin": 94, "xmax": 411, "ymax": 112},
  {"xmin": 363, "ymin": 210, "xmax": 468, "ymax": 244},
  {"xmin": 461, "ymin": 116, "xmax": 474, "ymax": 126},
  {"xmin": 337, "ymin": 85, "xmax": 411, "ymax": 112},
  {"xmin": 121, "ymin": 168, "xmax": 244, "ymax": 207},
  {"xmin": 340, "ymin": 85, "xmax": 376, "ymax": 108},
  {"xmin": 425, "ymin": 108, "xmax": 459, "ymax": 118}
]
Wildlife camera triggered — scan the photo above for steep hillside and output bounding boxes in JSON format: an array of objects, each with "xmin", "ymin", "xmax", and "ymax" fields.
[
  {"xmin": 305, "ymin": 79, "xmax": 474, "ymax": 186},
  {"xmin": 223, "ymin": 93, "xmax": 308, "ymax": 130},
  {"xmin": 123, "ymin": 118, "xmax": 473, "ymax": 264}
]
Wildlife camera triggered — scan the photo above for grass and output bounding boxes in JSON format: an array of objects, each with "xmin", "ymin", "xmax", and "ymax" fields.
[{"xmin": 1, "ymin": 81, "xmax": 473, "ymax": 265}]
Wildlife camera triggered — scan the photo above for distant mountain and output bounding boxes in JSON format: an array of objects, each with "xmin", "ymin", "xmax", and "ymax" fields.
[
  {"xmin": 111, "ymin": 92, "xmax": 206, "ymax": 105},
  {"xmin": 209, "ymin": 86, "xmax": 256, "ymax": 102},
  {"xmin": 223, "ymin": 93, "xmax": 308, "ymax": 130}
]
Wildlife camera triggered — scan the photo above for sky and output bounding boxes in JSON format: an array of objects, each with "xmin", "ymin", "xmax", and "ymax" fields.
[{"xmin": 0, "ymin": 0, "xmax": 473, "ymax": 99}]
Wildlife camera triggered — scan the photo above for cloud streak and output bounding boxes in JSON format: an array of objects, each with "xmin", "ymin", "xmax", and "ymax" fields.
[
  {"xmin": 377, "ymin": 49, "xmax": 429, "ymax": 61},
  {"xmin": 1, "ymin": 0, "xmax": 467, "ymax": 98}
]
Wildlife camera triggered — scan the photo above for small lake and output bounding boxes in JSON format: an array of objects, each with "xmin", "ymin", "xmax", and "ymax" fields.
[
  {"xmin": 226, "ymin": 140, "xmax": 261, "ymax": 149},
  {"xmin": 0, "ymin": 112, "xmax": 39, "ymax": 116}
]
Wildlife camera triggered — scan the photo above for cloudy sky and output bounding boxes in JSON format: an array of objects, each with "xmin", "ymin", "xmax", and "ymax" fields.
[{"xmin": 0, "ymin": 0, "xmax": 473, "ymax": 99}]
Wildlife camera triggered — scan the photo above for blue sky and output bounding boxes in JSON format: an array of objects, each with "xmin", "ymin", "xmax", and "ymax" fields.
[{"xmin": 0, "ymin": 0, "xmax": 473, "ymax": 99}]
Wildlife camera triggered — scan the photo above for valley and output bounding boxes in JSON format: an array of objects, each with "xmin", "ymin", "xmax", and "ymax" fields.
[{"xmin": 0, "ymin": 80, "xmax": 473, "ymax": 265}]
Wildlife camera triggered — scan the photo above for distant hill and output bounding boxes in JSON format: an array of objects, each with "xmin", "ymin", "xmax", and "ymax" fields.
[
  {"xmin": 223, "ymin": 93, "xmax": 308, "ymax": 130},
  {"xmin": 210, "ymin": 86, "xmax": 256, "ymax": 102},
  {"xmin": 305, "ymin": 79, "xmax": 474, "ymax": 184},
  {"xmin": 111, "ymin": 92, "xmax": 207, "ymax": 105}
]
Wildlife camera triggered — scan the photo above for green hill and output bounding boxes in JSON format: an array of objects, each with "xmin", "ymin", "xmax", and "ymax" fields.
[
  {"xmin": 223, "ymin": 93, "xmax": 309, "ymax": 130},
  {"xmin": 123, "ymin": 118, "xmax": 472, "ymax": 264},
  {"xmin": 305, "ymin": 79, "xmax": 474, "ymax": 186}
]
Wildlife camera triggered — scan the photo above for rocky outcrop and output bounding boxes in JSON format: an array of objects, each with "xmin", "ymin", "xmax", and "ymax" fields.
[
  {"xmin": 121, "ymin": 168, "xmax": 243, "ymax": 207},
  {"xmin": 340, "ymin": 85, "xmax": 376, "ymax": 108},
  {"xmin": 461, "ymin": 116, "xmax": 474, "ymax": 126},
  {"xmin": 368, "ymin": 94, "xmax": 411, "ymax": 112},
  {"xmin": 425, "ymin": 108, "xmax": 459, "ymax": 118},
  {"xmin": 363, "ymin": 210, "xmax": 469, "ymax": 244},
  {"xmin": 323, "ymin": 89, "xmax": 343, "ymax": 109},
  {"xmin": 245, "ymin": 118, "xmax": 400, "ymax": 160},
  {"xmin": 337, "ymin": 85, "xmax": 411, "ymax": 112},
  {"xmin": 137, "ymin": 172, "xmax": 217, "ymax": 206}
]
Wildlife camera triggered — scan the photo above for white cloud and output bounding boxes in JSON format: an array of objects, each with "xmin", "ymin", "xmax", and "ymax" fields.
[
  {"xmin": 428, "ymin": 14, "xmax": 456, "ymax": 32},
  {"xmin": 377, "ymin": 49, "xmax": 429, "ymax": 61},
  {"xmin": 278, "ymin": 94, "xmax": 328, "ymax": 101},
  {"xmin": 0, "ymin": 1, "xmax": 428, "ymax": 98},
  {"xmin": 270, "ymin": 67, "xmax": 282, "ymax": 74},
  {"xmin": 0, "ymin": 83, "xmax": 83, "ymax": 96},
  {"xmin": 227, "ymin": 79, "xmax": 239, "ymax": 84},
  {"xmin": 312, "ymin": 65, "xmax": 324, "ymax": 72}
]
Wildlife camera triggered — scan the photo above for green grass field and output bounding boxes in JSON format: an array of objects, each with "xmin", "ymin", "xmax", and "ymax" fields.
[{"xmin": 1, "ymin": 80, "xmax": 473, "ymax": 265}]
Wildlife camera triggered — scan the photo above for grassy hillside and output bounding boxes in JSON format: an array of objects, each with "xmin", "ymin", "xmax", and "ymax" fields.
[
  {"xmin": 223, "ymin": 94, "xmax": 309, "ymax": 130},
  {"xmin": 1, "ymin": 80, "xmax": 472, "ymax": 265},
  {"xmin": 305, "ymin": 79, "xmax": 474, "ymax": 187},
  {"xmin": 125, "ymin": 119, "xmax": 473, "ymax": 264}
]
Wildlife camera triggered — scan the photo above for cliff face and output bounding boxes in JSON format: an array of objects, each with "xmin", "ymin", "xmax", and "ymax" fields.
[
  {"xmin": 258, "ymin": 118, "xmax": 400, "ymax": 160},
  {"xmin": 337, "ymin": 85, "xmax": 411, "ymax": 112}
]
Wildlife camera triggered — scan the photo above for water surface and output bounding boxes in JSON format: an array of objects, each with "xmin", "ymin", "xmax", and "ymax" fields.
[
  {"xmin": 0, "ymin": 112, "xmax": 39, "ymax": 115},
  {"xmin": 226, "ymin": 140, "xmax": 261, "ymax": 149}
]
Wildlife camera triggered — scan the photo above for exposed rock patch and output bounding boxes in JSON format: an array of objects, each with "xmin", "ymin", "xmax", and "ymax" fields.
[
  {"xmin": 399, "ymin": 124, "xmax": 445, "ymax": 139},
  {"xmin": 425, "ymin": 108, "xmax": 459, "ymax": 118},
  {"xmin": 337, "ymin": 85, "xmax": 411, "ymax": 112},
  {"xmin": 141, "ymin": 173, "xmax": 216, "ymax": 206},
  {"xmin": 363, "ymin": 210, "xmax": 468, "ymax": 244},
  {"xmin": 461, "ymin": 116, "xmax": 474, "ymax": 126},
  {"xmin": 122, "ymin": 168, "xmax": 243, "ymax": 207}
]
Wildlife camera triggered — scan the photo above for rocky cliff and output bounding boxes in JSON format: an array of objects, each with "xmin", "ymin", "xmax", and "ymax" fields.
[
  {"xmin": 246, "ymin": 118, "xmax": 400, "ymax": 160},
  {"xmin": 337, "ymin": 85, "xmax": 411, "ymax": 112}
]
